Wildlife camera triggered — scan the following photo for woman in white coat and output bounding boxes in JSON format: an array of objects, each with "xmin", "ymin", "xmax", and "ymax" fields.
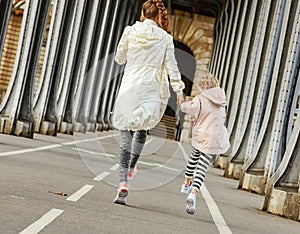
[{"xmin": 113, "ymin": 0, "xmax": 185, "ymax": 205}]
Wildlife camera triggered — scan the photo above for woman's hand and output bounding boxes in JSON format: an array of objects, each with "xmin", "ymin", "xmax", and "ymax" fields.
[{"xmin": 176, "ymin": 94, "xmax": 185, "ymax": 107}]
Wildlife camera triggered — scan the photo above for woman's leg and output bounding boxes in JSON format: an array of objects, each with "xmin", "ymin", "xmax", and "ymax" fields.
[
  {"xmin": 129, "ymin": 130, "xmax": 147, "ymax": 170},
  {"xmin": 118, "ymin": 130, "xmax": 133, "ymax": 184}
]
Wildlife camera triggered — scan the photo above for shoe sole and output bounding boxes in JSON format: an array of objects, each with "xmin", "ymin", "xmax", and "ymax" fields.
[
  {"xmin": 186, "ymin": 197, "xmax": 195, "ymax": 214},
  {"xmin": 114, "ymin": 197, "xmax": 126, "ymax": 205}
]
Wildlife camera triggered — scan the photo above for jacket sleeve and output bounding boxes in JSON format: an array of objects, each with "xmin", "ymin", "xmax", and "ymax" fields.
[
  {"xmin": 180, "ymin": 96, "xmax": 200, "ymax": 120},
  {"xmin": 164, "ymin": 35, "xmax": 185, "ymax": 95},
  {"xmin": 115, "ymin": 26, "xmax": 130, "ymax": 65}
]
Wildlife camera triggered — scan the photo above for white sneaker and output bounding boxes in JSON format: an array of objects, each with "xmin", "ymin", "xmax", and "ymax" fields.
[
  {"xmin": 113, "ymin": 183, "xmax": 128, "ymax": 205},
  {"xmin": 186, "ymin": 193, "xmax": 196, "ymax": 215},
  {"xmin": 180, "ymin": 182, "xmax": 192, "ymax": 194}
]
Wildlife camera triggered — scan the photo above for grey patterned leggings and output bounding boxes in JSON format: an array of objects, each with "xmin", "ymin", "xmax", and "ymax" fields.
[
  {"xmin": 118, "ymin": 130, "xmax": 147, "ymax": 183},
  {"xmin": 185, "ymin": 147, "xmax": 215, "ymax": 191}
]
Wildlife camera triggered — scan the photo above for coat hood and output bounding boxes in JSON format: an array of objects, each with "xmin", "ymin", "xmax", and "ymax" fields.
[
  {"xmin": 131, "ymin": 19, "xmax": 168, "ymax": 48},
  {"xmin": 201, "ymin": 87, "xmax": 227, "ymax": 107}
]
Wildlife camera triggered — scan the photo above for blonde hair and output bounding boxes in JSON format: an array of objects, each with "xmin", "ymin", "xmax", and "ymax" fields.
[
  {"xmin": 142, "ymin": 0, "xmax": 169, "ymax": 32},
  {"xmin": 198, "ymin": 73, "xmax": 219, "ymax": 90}
]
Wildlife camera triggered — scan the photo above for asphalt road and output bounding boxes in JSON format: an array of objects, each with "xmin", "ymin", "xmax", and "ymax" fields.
[{"xmin": 0, "ymin": 131, "xmax": 299, "ymax": 234}]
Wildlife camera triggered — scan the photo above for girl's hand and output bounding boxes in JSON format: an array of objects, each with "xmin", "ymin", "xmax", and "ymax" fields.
[{"xmin": 176, "ymin": 94, "xmax": 185, "ymax": 107}]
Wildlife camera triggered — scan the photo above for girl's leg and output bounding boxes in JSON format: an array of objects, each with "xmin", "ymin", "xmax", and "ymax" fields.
[
  {"xmin": 184, "ymin": 147, "xmax": 202, "ymax": 184},
  {"xmin": 186, "ymin": 151, "xmax": 213, "ymax": 214},
  {"xmin": 129, "ymin": 130, "xmax": 147, "ymax": 170},
  {"xmin": 191, "ymin": 152, "xmax": 213, "ymax": 193},
  {"xmin": 118, "ymin": 130, "xmax": 133, "ymax": 183}
]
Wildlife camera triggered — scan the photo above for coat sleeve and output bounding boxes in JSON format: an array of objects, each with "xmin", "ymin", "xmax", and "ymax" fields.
[
  {"xmin": 115, "ymin": 26, "xmax": 130, "ymax": 65},
  {"xmin": 180, "ymin": 96, "xmax": 200, "ymax": 120},
  {"xmin": 164, "ymin": 35, "xmax": 185, "ymax": 95}
]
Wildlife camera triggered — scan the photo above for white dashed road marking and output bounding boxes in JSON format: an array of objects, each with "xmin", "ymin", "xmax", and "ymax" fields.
[
  {"xmin": 66, "ymin": 185, "xmax": 94, "ymax": 202},
  {"xmin": 109, "ymin": 164, "xmax": 119, "ymax": 171},
  {"xmin": 93, "ymin": 172, "xmax": 111, "ymax": 181},
  {"xmin": 19, "ymin": 208, "xmax": 64, "ymax": 234}
]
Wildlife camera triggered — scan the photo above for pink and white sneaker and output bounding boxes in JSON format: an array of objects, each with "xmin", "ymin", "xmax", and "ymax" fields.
[
  {"xmin": 128, "ymin": 166, "xmax": 138, "ymax": 180},
  {"xmin": 114, "ymin": 182, "xmax": 129, "ymax": 205}
]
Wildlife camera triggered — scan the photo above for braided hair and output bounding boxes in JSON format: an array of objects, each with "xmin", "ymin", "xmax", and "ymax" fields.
[{"xmin": 142, "ymin": 0, "xmax": 169, "ymax": 32}]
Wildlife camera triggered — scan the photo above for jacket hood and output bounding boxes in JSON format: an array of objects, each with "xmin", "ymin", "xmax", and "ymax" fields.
[
  {"xmin": 131, "ymin": 19, "xmax": 168, "ymax": 48},
  {"xmin": 201, "ymin": 87, "xmax": 227, "ymax": 107}
]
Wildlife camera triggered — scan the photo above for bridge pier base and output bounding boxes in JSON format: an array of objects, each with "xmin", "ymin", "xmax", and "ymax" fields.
[
  {"xmin": 214, "ymin": 155, "xmax": 230, "ymax": 170},
  {"xmin": 266, "ymin": 187, "xmax": 300, "ymax": 221},
  {"xmin": 224, "ymin": 161, "xmax": 243, "ymax": 179},
  {"xmin": 241, "ymin": 172, "xmax": 266, "ymax": 195}
]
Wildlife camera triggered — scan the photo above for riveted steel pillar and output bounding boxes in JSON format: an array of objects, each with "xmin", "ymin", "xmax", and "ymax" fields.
[
  {"xmin": 223, "ymin": 0, "xmax": 248, "ymax": 109},
  {"xmin": 239, "ymin": 0, "xmax": 291, "ymax": 193},
  {"xmin": 76, "ymin": 0, "xmax": 113, "ymax": 132},
  {"xmin": 219, "ymin": 0, "xmax": 235, "ymax": 87},
  {"xmin": 224, "ymin": 0, "xmax": 271, "ymax": 179},
  {"xmin": 71, "ymin": 0, "xmax": 104, "ymax": 133},
  {"xmin": 35, "ymin": 0, "xmax": 76, "ymax": 136},
  {"xmin": 33, "ymin": 0, "xmax": 67, "ymax": 133},
  {"xmin": 0, "ymin": 0, "xmax": 13, "ymax": 61},
  {"xmin": 215, "ymin": 0, "xmax": 229, "ymax": 81},
  {"xmin": 210, "ymin": 11, "xmax": 222, "ymax": 75},
  {"xmin": 57, "ymin": 0, "xmax": 88, "ymax": 134},
  {"xmin": 0, "ymin": 0, "xmax": 51, "ymax": 138},
  {"xmin": 221, "ymin": 0, "xmax": 241, "ymax": 90}
]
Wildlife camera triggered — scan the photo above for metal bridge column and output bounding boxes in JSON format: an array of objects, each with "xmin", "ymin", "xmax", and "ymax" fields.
[
  {"xmin": 71, "ymin": 0, "xmax": 104, "ymax": 133},
  {"xmin": 214, "ymin": 0, "xmax": 229, "ymax": 80},
  {"xmin": 239, "ymin": 0, "xmax": 291, "ymax": 194},
  {"xmin": 40, "ymin": 0, "xmax": 76, "ymax": 136},
  {"xmin": 75, "ymin": 0, "xmax": 113, "ymax": 132},
  {"xmin": 0, "ymin": 0, "xmax": 13, "ymax": 61},
  {"xmin": 225, "ymin": 0, "xmax": 271, "ymax": 178},
  {"xmin": 223, "ymin": 0, "xmax": 248, "ymax": 117},
  {"xmin": 56, "ymin": 0, "xmax": 88, "ymax": 134},
  {"xmin": 219, "ymin": 0, "xmax": 236, "ymax": 88},
  {"xmin": 0, "ymin": 0, "xmax": 51, "ymax": 138}
]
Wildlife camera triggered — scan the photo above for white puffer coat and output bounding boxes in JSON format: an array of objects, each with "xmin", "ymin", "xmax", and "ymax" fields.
[{"xmin": 112, "ymin": 19, "xmax": 185, "ymax": 131}]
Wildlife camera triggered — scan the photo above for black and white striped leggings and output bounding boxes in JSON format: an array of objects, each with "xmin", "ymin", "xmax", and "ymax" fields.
[{"xmin": 185, "ymin": 147, "xmax": 214, "ymax": 191}]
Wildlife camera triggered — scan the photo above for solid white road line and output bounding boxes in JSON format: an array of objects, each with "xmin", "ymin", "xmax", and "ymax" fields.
[
  {"xmin": 0, "ymin": 145, "xmax": 61, "ymax": 157},
  {"xmin": 0, "ymin": 134, "xmax": 115, "ymax": 157},
  {"xmin": 62, "ymin": 134, "xmax": 115, "ymax": 146},
  {"xmin": 66, "ymin": 185, "xmax": 94, "ymax": 202},
  {"xmin": 201, "ymin": 185, "xmax": 232, "ymax": 234},
  {"xmin": 178, "ymin": 142, "xmax": 232, "ymax": 234},
  {"xmin": 93, "ymin": 172, "xmax": 111, "ymax": 181},
  {"xmin": 19, "ymin": 208, "xmax": 64, "ymax": 234}
]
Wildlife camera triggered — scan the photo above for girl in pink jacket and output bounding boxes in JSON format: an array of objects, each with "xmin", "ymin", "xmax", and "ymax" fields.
[{"xmin": 180, "ymin": 74, "xmax": 230, "ymax": 215}]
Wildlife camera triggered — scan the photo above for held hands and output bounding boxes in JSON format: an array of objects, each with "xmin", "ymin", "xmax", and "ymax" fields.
[{"xmin": 176, "ymin": 94, "xmax": 185, "ymax": 107}]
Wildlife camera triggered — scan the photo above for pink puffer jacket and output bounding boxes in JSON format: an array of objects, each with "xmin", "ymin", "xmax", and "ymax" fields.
[{"xmin": 180, "ymin": 87, "xmax": 230, "ymax": 155}]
